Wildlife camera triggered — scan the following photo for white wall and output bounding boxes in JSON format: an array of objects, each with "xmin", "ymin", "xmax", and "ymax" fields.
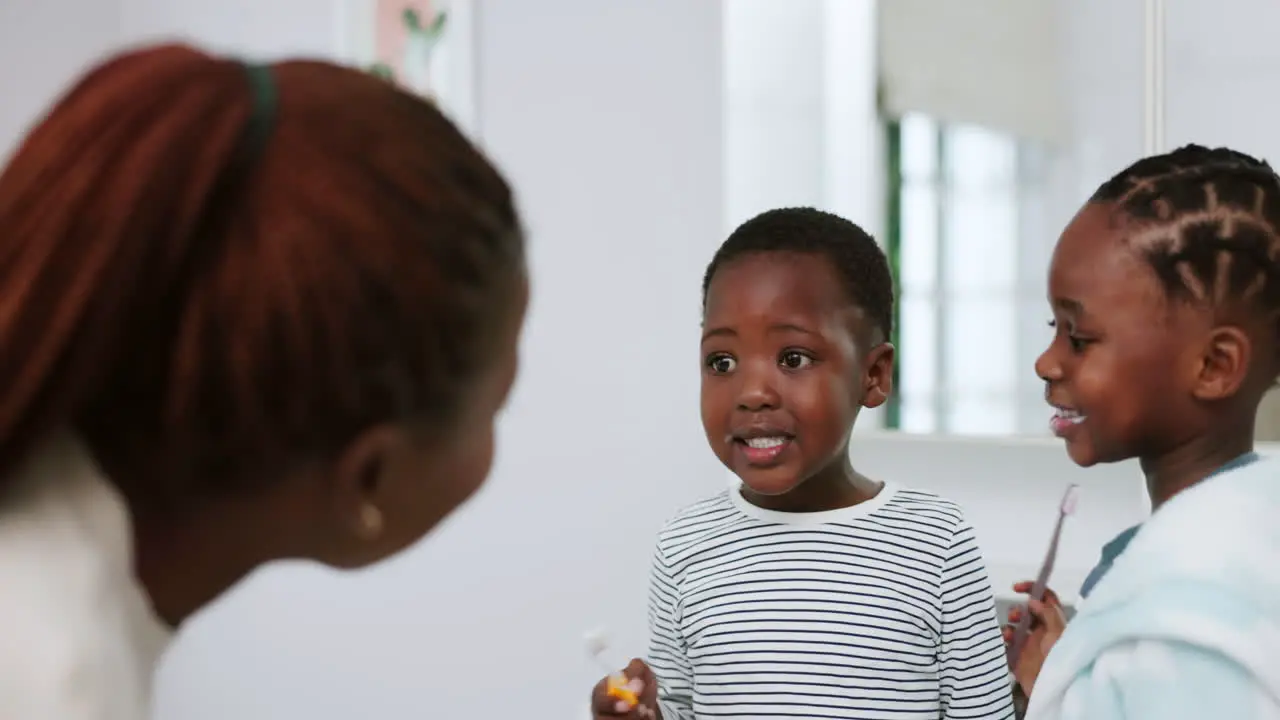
[
  {"xmin": 0, "ymin": 0, "xmax": 345, "ymax": 161},
  {"xmin": 118, "ymin": 0, "xmax": 342, "ymax": 58},
  {"xmin": 722, "ymin": 0, "xmax": 880, "ymax": 234},
  {"xmin": 0, "ymin": 0, "xmax": 121, "ymax": 160},
  {"xmin": 1163, "ymin": 1, "xmax": 1280, "ymax": 156}
]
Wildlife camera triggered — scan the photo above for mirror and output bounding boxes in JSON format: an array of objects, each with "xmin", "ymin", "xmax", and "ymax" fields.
[{"xmin": 722, "ymin": 0, "xmax": 1148, "ymax": 437}]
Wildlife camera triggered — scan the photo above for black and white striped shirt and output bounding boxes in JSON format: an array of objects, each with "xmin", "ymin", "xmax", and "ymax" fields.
[{"xmin": 647, "ymin": 483, "xmax": 1014, "ymax": 719}]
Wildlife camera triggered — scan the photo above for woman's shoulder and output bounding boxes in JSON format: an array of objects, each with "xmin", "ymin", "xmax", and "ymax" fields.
[{"xmin": 0, "ymin": 434, "xmax": 171, "ymax": 718}]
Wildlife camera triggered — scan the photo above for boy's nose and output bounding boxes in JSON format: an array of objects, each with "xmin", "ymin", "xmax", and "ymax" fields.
[{"xmin": 736, "ymin": 368, "xmax": 780, "ymax": 411}]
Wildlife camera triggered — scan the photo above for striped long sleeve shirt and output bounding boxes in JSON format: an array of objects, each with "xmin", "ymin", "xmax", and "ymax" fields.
[{"xmin": 647, "ymin": 482, "xmax": 1014, "ymax": 719}]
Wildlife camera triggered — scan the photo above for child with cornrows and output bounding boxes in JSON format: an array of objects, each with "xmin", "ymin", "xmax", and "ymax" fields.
[{"xmin": 1007, "ymin": 145, "xmax": 1280, "ymax": 718}]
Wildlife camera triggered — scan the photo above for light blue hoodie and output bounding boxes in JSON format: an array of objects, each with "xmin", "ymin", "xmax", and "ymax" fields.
[{"xmin": 1027, "ymin": 456, "xmax": 1280, "ymax": 719}]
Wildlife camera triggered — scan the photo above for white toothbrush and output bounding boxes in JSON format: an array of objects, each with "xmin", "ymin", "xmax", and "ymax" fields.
[
  {"xmin": 584, "ymin": 628, "xmax": 623, "ymax": 675},
  {"xmin": 1008, "ymin": 483, "xmax": 1079, "ymax": 670}
]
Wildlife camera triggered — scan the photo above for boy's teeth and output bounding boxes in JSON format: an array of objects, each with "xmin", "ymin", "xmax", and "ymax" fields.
[
  {"xmin": 1055, "ymin": 408, "xmax": 1086, "ymax": 423},
  {"xmin": 746, "ymin": 437, "xmax": 787, "ymax": 449}
]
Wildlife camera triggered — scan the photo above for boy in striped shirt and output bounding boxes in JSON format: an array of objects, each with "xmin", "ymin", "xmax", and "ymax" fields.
[{"xmin": 591, "ymin": 208, "xmax": 1014, "ymax": 720}]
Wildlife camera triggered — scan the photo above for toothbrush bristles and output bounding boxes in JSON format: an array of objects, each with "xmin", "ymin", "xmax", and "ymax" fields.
[
  {"xmin": 585, "ymin": 628, "xmax": 619, "ymax": 671},
  {"xmin": 1060, "ymin": 483, "xmax": 1080, "ymax": 515},
  {"xmin": 585, "ymin": 628, "xmax": 609, "ymax": 655}
]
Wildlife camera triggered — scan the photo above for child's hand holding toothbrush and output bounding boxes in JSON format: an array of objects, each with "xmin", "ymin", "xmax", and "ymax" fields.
[
  {"xmin": 1003, "ymin": 483, "xmax": 1077, "ymax": 698},
  {"xmin": 1002, "ymin": 581, "xmax": 1068, "ymax": 694},
  {"xmin": 590, "ymin": 658, "xmax": 658, "ymax": 719},
  {"xmin": 586, "ymin": 630, "xmax": 659, "ymax": 719}
]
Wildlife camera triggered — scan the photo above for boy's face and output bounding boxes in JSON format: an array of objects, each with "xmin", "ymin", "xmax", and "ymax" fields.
[
  {"xmin": 700, "ymin": 251, "xmax": 892, "ymax": 497},
  {"xmin": 1035, "ymin": 203, "xmax": 1212, "ymax": 467}
]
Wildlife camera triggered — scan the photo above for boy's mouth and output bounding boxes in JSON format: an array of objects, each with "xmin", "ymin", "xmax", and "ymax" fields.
[
  {"xmin": 731, "ymin": 431, "xmax": 794, "ymax": 466},
  {"xmin": 1049, "ymin": 406, "xmax": 1087, "ymax": 437}
]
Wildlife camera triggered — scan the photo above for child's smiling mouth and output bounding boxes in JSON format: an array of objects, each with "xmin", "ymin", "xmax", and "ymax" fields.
[
  {"xmin": 730, "ymin": 427, "xmax": 796, "ymax": 466},
  {"xmin": 1049, "ymin": 406, "xmax": 1087, "ymax": 437}
]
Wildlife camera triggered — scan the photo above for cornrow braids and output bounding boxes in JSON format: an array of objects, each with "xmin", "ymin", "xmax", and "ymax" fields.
[{"xmin": 1092, "ymin": 144, "xmax": 1280, "ymax": 310}]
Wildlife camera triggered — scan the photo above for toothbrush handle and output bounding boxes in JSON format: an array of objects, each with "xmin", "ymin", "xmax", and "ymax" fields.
[
  {"xmin": 1008, "ymin": 513, "xmax": 1065, "ymax": 670},
  {"xmin": 593, "ymin": 655, "xmax": 621, "ymax": 676}
]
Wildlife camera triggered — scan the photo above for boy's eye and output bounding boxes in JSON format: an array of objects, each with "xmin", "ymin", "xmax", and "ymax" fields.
[
  {"xmin": 707, "ymin": 353, "xmax": 736, "ymax": 373},
  {"xmin": 779, "ymin": 350, "xmax": 813, "ymax": 370}
]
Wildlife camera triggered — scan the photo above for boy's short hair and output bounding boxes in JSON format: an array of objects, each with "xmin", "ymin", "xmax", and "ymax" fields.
[{"xmin": 701, "ymin": 207, "xmax": 894, "ymax": 340}]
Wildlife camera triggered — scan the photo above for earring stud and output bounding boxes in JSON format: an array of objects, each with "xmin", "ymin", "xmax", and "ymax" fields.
[{"xmin": 358, "ymin": 504, "xmax": 384, "ymax": 539}]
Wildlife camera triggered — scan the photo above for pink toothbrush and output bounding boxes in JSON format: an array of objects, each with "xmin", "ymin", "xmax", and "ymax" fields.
[{"xmin": 1008, "ymin": 483, "xmax": 1079, "ymax": 671}]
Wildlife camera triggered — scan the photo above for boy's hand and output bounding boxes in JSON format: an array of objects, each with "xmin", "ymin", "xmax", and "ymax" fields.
[
  {"xmin": 591, "ymin": 658, "xmax": 660, "ymax": 719},
  {"xmin": 1002, "ymin": 581, "xmax": 1068, "ymax": 694}
]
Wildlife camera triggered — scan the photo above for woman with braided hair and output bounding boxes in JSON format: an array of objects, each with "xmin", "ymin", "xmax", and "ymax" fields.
[
  {"xmin": 0, "ymin": 44, "xmax": 526, "ymax": 718},
  {"xmin": 1007, "ymin": 145, "xmax": 1280, "ymax": 719}
]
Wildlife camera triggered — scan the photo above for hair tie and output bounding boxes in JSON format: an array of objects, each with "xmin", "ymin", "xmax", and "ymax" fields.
[{"xmin": 240, "ymin": 62, "xmax": 277, "ymax": 157}]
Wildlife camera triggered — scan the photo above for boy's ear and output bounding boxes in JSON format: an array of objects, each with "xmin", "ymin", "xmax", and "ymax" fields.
[{"xmin": 861, "ymin": 343, "xmax": 895, "ymax": 409}]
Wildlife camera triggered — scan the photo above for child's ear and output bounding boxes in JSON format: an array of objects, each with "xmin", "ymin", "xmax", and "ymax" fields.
[
  {"xmin": 861, "ymin": 343, "xmax": 895, "ymax": 409},
  {"xmin": 1193, "ymin": 325, "xmax": 1250, "ymax": 401}
]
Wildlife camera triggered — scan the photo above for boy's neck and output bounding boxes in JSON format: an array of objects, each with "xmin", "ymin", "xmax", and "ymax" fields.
[
  {"xmin": 741, "ymin": 454, "xmax": 882, "ymax": 513},
  {"xmin": 1140, "ymin": 426, "xmax": 1255, "ymax": 510}
]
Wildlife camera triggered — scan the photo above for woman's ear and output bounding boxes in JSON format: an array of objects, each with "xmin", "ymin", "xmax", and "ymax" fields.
[{"xmin": 327, "ymin": 423, "xmax": 402, "ymax": 542}]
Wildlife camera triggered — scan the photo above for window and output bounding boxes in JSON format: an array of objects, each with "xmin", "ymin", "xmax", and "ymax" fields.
[{"xmin": 886, "ymin": 113, "xmax": 1052, "ymax": 435}]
